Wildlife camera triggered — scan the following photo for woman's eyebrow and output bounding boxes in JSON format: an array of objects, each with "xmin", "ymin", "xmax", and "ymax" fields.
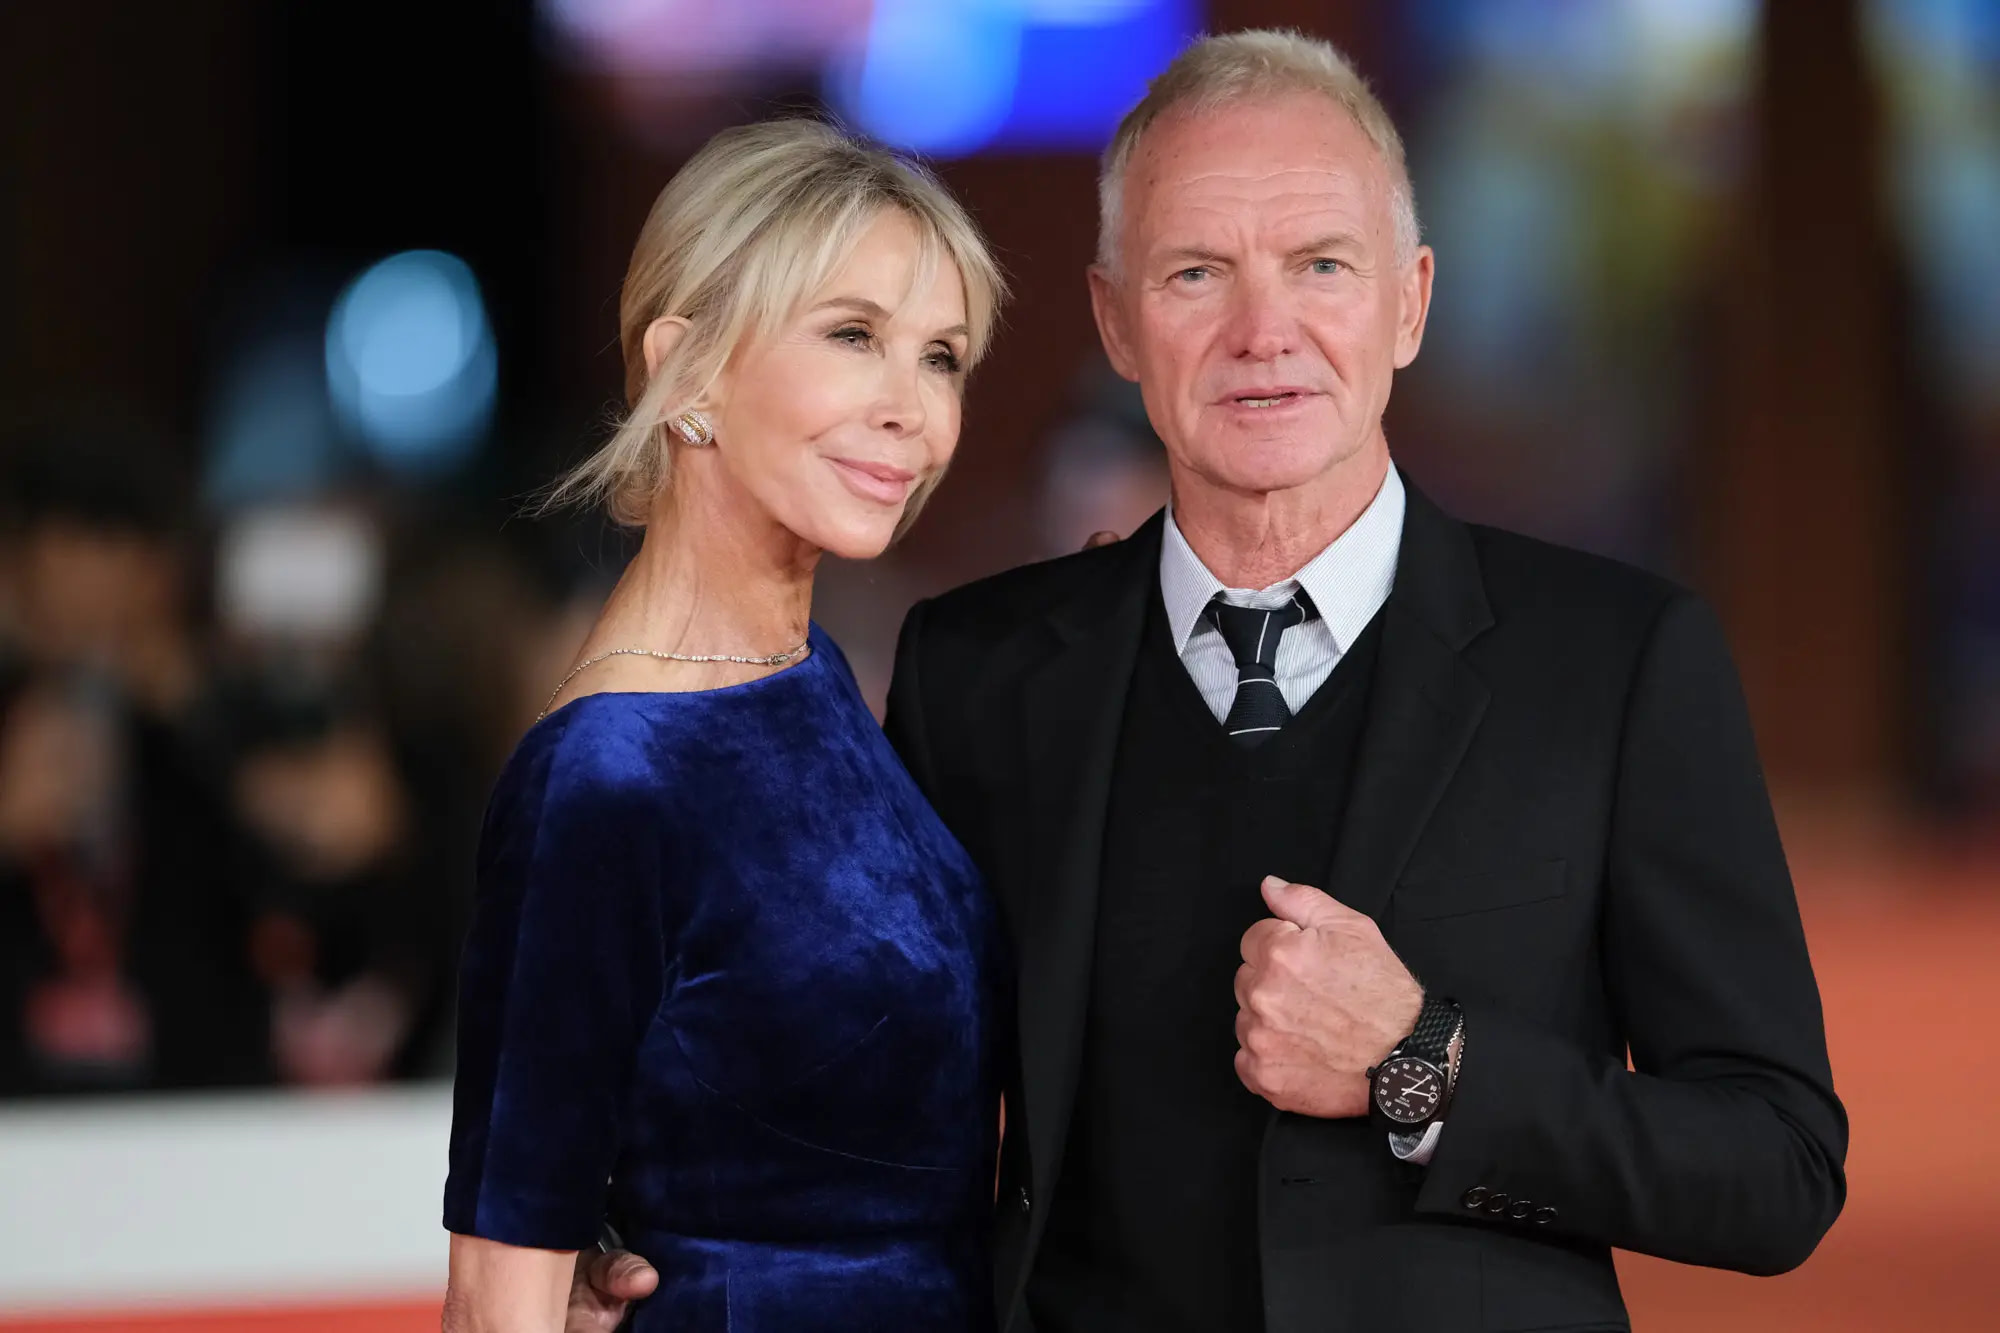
[
  {"xmin": 813, "ymin": 295, "xmax": 966, "ymax": 340},
  {"xmin": 810, "ymin": 295, "xmax": 889, "ymax": 317}
]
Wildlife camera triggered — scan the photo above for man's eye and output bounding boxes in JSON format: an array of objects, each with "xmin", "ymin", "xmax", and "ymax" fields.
[
  {"xmin": 1310, "ymin": 258, "xmax": 1344, "ymax": 275},
  {"xmin": 1173, "ymin": 266, "xmax": 1210, "ymax": 284}
]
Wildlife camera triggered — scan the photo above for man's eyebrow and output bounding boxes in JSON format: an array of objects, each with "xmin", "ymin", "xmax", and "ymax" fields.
[
  {"xmin": 1155, "ymin": 246, "xmax": 1230, "ymax": 267},
  {"xmin": 1289, "ymin": 231, "xmax": 1366, "ymax": 258}
]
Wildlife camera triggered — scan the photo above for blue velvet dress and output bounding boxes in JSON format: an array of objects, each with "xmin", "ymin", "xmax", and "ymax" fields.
[{"xmin": 444, "ymin": 625, "xmax": 1004, "ymax": 1331}]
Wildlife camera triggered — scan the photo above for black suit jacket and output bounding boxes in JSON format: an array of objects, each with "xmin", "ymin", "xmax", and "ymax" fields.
[{"xmin": 883, "ymin": 484, "xmax": 1846, "ymax": 1333}]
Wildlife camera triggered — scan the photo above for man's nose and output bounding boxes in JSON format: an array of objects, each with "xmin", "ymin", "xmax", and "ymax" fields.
[{"xmin": 1225, "ymin": 272, "xmax": 1295, "ymax": 361}]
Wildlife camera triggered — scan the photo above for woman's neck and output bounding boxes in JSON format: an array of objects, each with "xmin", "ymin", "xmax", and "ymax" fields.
[{"xmin": 595, "ymin": 469, "xmax": 818, "ymax": 660}]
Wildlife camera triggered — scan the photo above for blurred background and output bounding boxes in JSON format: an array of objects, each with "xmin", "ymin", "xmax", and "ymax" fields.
[{"xmin": 0, "ymin": 0, "xmax": 1994, "ymax": 1328}]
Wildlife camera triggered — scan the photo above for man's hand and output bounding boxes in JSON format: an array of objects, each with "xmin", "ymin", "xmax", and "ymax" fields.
[
  {"xmin": 1234, "ymin": 876, "xmax": 1423, "ymax": 1117},
  {"xmin": 567, "ymin": 1247, "xmax": 658, "ymax": 1332}
]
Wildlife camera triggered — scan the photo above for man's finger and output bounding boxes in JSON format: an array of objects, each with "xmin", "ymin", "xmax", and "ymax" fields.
[
  {"xmin": 1240, "ymin": 916, "xmax": 1294, "ymax": 964},
  {"xmin": 1259, "ymin": 875, "xmax": 1350, "ymax": 929},
  {"xmin": 1082, "ymin": 530, "xmax": 1122, "ymax": 549},
  {"xmin": 1232, "ymin": 962, "xmax": 1255, "ymax": 1010},
  {"xmin": 584, "ymin": 1247, "xmax": 659, "ymax": 1303}
]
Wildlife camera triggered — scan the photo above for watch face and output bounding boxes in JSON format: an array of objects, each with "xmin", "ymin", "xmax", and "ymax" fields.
[{"xmin": 1373, "ymin": 1055, "xmax": 1445, "ymax": 1125}]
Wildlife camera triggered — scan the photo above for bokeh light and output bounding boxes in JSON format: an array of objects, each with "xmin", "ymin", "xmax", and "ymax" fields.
[{"xmin": 325, "ymin": 250, "xmax": 497, "ymax": 476}]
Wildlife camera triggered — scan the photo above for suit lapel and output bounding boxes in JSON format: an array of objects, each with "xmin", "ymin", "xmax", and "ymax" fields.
[
  {"xmin": 1013, "ymin": 513, "xmax": 1161, "ymax": 1203},
  {"xmin": 1322, "ymin": 483, "xmax": 1495, "ymax": 924}
]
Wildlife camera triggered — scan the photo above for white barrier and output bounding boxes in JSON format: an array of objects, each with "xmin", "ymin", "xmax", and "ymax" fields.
[{"xmin": 0, "ymin": 1085, "xmax": 451, "ymax": 1316}]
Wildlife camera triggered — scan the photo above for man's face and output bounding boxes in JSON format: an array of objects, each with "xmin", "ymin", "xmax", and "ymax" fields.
[{"xmin": 1089, "ymin": 93, "xmax": 1433, "ymax": 501}]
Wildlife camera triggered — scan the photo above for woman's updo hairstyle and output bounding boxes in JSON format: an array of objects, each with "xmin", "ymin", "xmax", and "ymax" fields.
[{"xmin": 546, "ymin": 118, "xmax": 1006, "ymax": 526}]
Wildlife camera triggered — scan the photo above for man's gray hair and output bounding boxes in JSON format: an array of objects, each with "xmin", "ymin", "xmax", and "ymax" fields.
[{"xmin": 1097, "ymin": 29, "xmax": 1422, "ymax": 276}]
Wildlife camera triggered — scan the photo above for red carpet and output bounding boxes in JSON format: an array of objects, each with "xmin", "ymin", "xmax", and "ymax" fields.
[{"xmin": 8, "ymin": 839, "xmax": 1992, "ymax": 1331}]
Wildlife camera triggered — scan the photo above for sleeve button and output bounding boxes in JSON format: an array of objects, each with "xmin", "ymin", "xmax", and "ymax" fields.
[
  {"xmin": 1462, "ymin": 1187, "xmax": 1489, "ymax": 1210},
  {"xmin": 1508, "ymin": 1198, "xmax": 1533, "ymax": 1220},
  {"xmin": 1483, "ymin": 1192, "xmax": 1511, "ymax": 1215},
  {"xmin": 1533, "ymin": 1205, "xmax": 1558, "ymax": 1225}
]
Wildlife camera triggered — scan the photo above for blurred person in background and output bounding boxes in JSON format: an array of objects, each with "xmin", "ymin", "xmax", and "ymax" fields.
[
  {"xmin": 226, "ymin": 678, "xmax": 448, "ymax": 1087},
  {"xmin": 0, "ymin": 420, "xmax": 269, "ymax": 1094},
  {"xmin": 1035, "ymin": 363, "xmax": 1169, "ymax": 561},
  {"xmin": 441, "ymin": 119, "xmax": 1009, "ymax": 1333}
]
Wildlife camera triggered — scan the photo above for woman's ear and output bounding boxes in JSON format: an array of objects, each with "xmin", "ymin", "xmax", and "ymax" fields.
[{"xmin": 641, "ymin": 315, "xmax": 692, "ymax": 380}]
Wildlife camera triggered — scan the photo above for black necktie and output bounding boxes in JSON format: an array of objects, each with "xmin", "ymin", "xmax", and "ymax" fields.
[{"xmin": 1206, "ymin": 593, "xmax": 1315, "ymax": 747}]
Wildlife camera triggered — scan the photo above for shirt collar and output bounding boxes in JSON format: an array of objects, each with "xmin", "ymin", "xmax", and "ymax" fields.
[{"xmin": 1159, "ymin": 463, "xmax": 1407, "ymax": 656}]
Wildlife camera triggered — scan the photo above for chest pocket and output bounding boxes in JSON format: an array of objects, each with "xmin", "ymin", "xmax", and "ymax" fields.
[
  {"xmin": 1389, "ymin": 859, "xmax": 1581, "ymax": 1011},
  {"xmin": 1393, "ymin": 857, "xmax": 1568, "ymax": 922}
]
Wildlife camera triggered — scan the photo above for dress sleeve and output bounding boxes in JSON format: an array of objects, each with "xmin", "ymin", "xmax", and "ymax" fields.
[{"xmin": 442, "ymin": 726, "xmax": 671, "ymax": 1250}]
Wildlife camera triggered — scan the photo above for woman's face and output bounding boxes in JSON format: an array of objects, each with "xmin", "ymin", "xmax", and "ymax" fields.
[{"xmin": 702, "ymin": 209, "xmax": 972, "ymax": 560}]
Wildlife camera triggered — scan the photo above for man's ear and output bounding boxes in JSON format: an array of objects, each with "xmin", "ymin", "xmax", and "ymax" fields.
[
  {"xmin": 1393, "ymin": 247, "xmax": 1435, "ymax": 370},
  {"xmin": 1088, "ymin": 266, "xmax": 1141, "ymax": 383},
  {"xmin": 642, "ymin": 315, "xmax": 692, "ymax": 380}
]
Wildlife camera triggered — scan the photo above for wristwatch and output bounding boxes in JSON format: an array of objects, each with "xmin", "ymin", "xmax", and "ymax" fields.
[{"xmin": 1368, "ymin": 995, "xmax": 1461, "ymax": 1134}]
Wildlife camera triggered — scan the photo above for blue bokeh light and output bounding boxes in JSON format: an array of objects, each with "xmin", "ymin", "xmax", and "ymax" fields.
[
  {"xmin": 831, "ymin": 0, "xmax": 1198, "ymax": 157},
  {"xmin": 325, "ymin": 250, "xmax": 497, "ymax": 474}
]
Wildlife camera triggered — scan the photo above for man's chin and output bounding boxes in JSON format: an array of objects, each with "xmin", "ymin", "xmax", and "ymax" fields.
[{"xmin": 1185, "ymin": 454, "xmax": 1352, "ymax": 501}]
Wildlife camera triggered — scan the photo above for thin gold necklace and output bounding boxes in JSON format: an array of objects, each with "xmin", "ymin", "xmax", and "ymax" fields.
[{"xmin": 537, "ymin": 635, "xmax": 811, "ymax": 721}]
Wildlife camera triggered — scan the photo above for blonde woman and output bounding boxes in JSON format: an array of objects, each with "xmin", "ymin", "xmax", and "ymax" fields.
[{"xmin": 441, "ymin": 120, "xmax": 1008, "ymax": 1332}]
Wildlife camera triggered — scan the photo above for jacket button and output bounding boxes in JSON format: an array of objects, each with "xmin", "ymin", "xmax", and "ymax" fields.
[
  {"xmin": 1017, "ymin": 1186, "xmax": 1032, "ymax": 1214},
  {"xmin": 1483, "ymin": 1191, "xmax": 1511, "ymax": 1215},
  {"xmin": 1462, "ymin": 1187, "xmax": 1489, "ymax": 1210},
  {"xmin": 1508, "ymin": 1198, "xmax": 1534, "ymax": 1220},
  {"xmin": 1533, "ymin": 1205, "xmax": 1558, "ymax": 1225}
]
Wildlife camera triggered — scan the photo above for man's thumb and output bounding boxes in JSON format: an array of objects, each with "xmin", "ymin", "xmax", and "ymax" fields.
[
  {"xmin": 1261, "ymin": 875, "xmax": 1344, "ymax": 927},
  {"xmin": 603, "ymin": 1251, "xmax": 660, "ymax": 1300}
]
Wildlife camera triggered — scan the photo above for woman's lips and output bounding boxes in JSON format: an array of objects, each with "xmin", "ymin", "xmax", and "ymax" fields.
[{"xmin": 828, "ymin": 457, "xmax": 918, "ymax": 505}]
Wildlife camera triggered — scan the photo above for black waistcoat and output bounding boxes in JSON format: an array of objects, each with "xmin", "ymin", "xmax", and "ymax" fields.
[{"xmin": 1027, "ymin": 584, "xmax": 1384, "ymax": 1333}]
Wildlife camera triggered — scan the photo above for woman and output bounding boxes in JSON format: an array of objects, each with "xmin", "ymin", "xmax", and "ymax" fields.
[{"xmin": 441, "ymin": 119, "xmax": 1008, "ymax": 1332}]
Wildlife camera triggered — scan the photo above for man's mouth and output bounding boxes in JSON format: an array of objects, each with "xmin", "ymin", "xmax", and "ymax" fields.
[{"xmin": 1230, "ymin": 389, "xmax": 1308, "ymax": 409}]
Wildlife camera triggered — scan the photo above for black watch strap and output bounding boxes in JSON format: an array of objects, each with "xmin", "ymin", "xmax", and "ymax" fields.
[{"xmin": 1401, "ymin": 994, "xmax": 1459, "ymax": 1067}]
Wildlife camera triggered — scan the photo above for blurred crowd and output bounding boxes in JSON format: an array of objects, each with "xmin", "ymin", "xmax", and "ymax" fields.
[
  {"xmin": 0, "ymin": 416, "xmax": 606, "ymax": 1097},
  {"xmin": 0, "ymin": 377, "xmax": 1166, "ymax": 1100}
]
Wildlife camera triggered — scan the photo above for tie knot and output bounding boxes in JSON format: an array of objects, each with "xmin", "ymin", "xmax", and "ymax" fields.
[{"xmin": 1205, "ymin": 594, "xmax": 1312, "ymax": 673}]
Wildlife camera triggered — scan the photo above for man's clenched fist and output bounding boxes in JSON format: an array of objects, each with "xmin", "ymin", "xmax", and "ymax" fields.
[{"xmin": 1234, "ymin": 876, "xmax": 1423, "ymax": 1117}]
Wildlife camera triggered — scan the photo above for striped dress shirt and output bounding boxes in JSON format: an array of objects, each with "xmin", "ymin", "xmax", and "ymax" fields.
[
  {"xmin": 1160, "ymin": 463, "xmax": 1407, "ymax": 725},
  {"xmin": 1157, "ymin": 464, "xmax": 1446, "ymax": 1162}
]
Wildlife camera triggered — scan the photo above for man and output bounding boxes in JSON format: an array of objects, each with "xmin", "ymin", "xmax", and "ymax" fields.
[{"xmin": 572, "ymin": 29, "xmax": 1845, "ymax": 1332}]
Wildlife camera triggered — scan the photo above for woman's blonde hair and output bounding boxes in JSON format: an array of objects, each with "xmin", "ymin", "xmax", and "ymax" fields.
[{"xmin": 545, "ymin": 118, "xmax": 1006, "ymax": 526}]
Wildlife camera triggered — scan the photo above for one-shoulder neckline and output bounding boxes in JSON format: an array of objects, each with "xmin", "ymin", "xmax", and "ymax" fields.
[{"xmin": 524, "ymin": 621, "xmax": 834, "ymax": 738}]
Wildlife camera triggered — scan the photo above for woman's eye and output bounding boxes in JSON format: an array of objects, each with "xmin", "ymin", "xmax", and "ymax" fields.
[
  {"xmin": 832, "ymin": 325, "xmax": 874, "ymax": 347},
  {"xmin": 924, "ymin": 347, "xmax": 964, "ymax": 374}
]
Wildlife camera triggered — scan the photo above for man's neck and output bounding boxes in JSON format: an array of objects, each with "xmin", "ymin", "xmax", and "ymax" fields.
[{"xmin": 1170, "ymin": 450, "xmax": 1391, "ymax": 589}]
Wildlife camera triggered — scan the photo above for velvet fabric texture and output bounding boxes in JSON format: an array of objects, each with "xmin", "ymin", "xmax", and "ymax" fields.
[{"xmin": 444, "ymin": 625, "xmax": 1004, "ymax": 1331}]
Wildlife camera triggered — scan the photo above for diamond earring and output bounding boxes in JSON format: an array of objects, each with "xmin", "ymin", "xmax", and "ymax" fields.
[{"xmin": 670, "ymin": 410, "xmax": 715, "ymax": 447}]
